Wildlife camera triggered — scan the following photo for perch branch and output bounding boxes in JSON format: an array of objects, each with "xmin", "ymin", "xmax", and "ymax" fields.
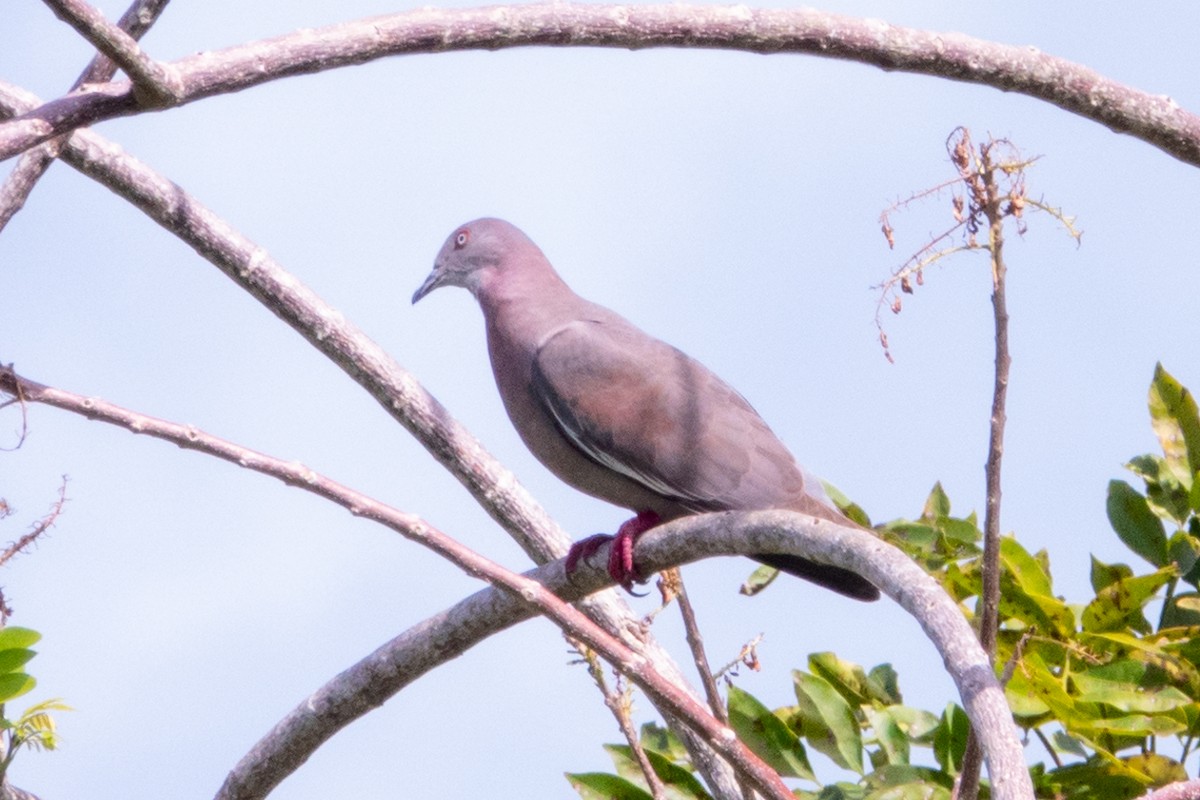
[
  {"xmin": 0, "ymin": 364, "xmax": 1032, "ymax": 800},
  {"xmin": 0, "ymin": 4, "xmax": 1196, "ymax": 166}
]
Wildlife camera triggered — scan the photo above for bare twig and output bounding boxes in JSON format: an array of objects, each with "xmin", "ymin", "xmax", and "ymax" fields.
[
  {"xmin": 0, "ymin": 366, "xmax": 795, "ymax": 800},
  {"xmin": 573, "ymin": 641, "xmax": 668, "ymax": 800},
  {"xmin": 0, "ymin": 0, "xmax": 171, "ymax": 234},
  {"xmin": 1, "ymin": 4, "xmax": 1198, "ymax": 165},
  {"xmin": 948, "ymin": 129, "xmax": 1016, "ymax": 800},
  {"xmin": 0, "ymin": 477, "xmax": 67, "ymax": 569},
  {"xmin": 673, "ymin": 575, "xmax": 756, "ymax": 800},
  {"xmin": 674, "ymin": 575, "xmax": 728, "ymax": 724},
  {"xmin": 39, "ymin": 0, "xmax": 181, "ymax": 105}
]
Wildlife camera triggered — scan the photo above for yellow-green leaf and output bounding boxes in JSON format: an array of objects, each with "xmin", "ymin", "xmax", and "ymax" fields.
[{"xmin": 1149, "ymin": 363, "xmax": 1200, "ymax": 484}]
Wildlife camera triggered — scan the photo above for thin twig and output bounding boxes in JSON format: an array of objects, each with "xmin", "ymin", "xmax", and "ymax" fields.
[
  {"xmin": 0, "ymin": 477, "xmax": 67, "ymax": 568},
  {"xmin": 951, "ymin": 130, "xmax": 1015, "ymax": 800},
  {"xmin": 0, "ymin": 0, "xmax": 171, "ymax": 234},
  {"xmin": 573, "ymin": 641, "xmax": 668, "ymax": 800},
  {"xmin": 673, "ymin": 575, "xmax": 756, "ymax": 800},
  {"xmin": 39, "ymin": 0, "xmax": 181, "ymax": 105},
  {"xmin": 2, "ymin": 4, "xmax": 1199, "ymax": 165}
]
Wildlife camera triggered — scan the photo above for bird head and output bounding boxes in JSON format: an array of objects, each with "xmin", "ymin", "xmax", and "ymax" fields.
[{"xmin": 412, "ymin": 218, "xmax": 536, "ymax": 304}]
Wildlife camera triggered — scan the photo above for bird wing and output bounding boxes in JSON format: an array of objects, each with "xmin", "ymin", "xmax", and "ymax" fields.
[{"xmin": 531, "ymin": 317, "xmax": 816, "ymax": 514}]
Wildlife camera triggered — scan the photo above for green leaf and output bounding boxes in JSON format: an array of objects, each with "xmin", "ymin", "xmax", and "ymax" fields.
[
  {"xmin": 823, "ymin": 482, "xmax": 872, "ymax": 528},
  {"xmin": 1089, "ymin": 556, "xmax": 1133, "ymax": 593},
  {"xmin": 1050, "ymin": 730, "xmax": 1088, "ymax": 758},
  {"xmin": 604, "ymin": 746, "xmax": 710, "ymax": 800},
  {"xmin": 1124, "ymin": 752, "xmax": 1188, "ymax": 787},
  {"xmin": 998, "ymin": 538, "xmax": 1075, "ymax": 637},
  {"xmin": 793, "ymin": 671, "xmax": 864, "ymax": 774},
  {"xmin": 1073, "ymin": 666, "xmax": 1192, "ymax": 713},
  {"xmin": 639, "ymin": 723, "xmax": 691, "ymax": 766},
  {"xmin": 0, "ymin": 628, "xmax": 41, "ymax": 650},
  {"xmin": 1149, "ymin": 363, "xmax": 1200, "ymax": 484},
  {"xmin": 809, "ymin": 653, "xmax": 897, "ymax": 708},
  {"xmin": 1080, "ymin": 567, "xmax": 1175, "ymax": 633},
  {"xmin": 922, "ymin": 483, "xmax": 951, "ymax": 520},
  {"xmin": 0, "ymin": 648, "xmax": 36, "ymax": 675},
  {"xmin": 863, "ymin": 706, "xmax": 909, "ymax": 767},
  {"xmin": 863, "ymin": 764, "xmax": 954, "ymax": 799},
  {"xmin": 931, "ymin": 704, "xmax": 969, "ymax": 775},
  {"xmin": 1128, "ymin": 454, "xmax": 1194, "ymax": 524},
  {"xmin": 867, "ymin": 664, "xmax": 903, "ymax": 707},
  {"xmin": 1000, "ymin": 536, "xmax": 1054, "ymax": 596},
  {"xmin": 1106, "ymin": 480, "xmax": 1169, "ymax": 567},
  {"xmin": 0, "ymin": 672, "xmax": 36, "ymax": 704},
  {"xmin": 883, "ymin": 705, "xmax": 941, "ymax": 744},
  {"xmin": 1168, "ymin": 532, "xmax": 1200, "ymax": 585},
  {"xmin": 566, "ymin": 772, "xmax": 654, "ymax": 800},
  {"xmin": 1077, "ymin": 713, "xmax": 1185, "ymax": 738},
  {"xmin": 726, "ymin": 685, "xmax": 815, "ymax": 780},
  {"xmin": 1007, "ymin": 652, "xmax": 1075, "ymax": 722},
  {"xmin": 1083, "ymin": 631, "xmax": 1200, "ymax": 690},
  {"xmin": 1162, "ymin": 593, "xmax": 1200, "ymax": 627},
  {"xmin": 739, "ymin": 565, "xmax": 779, "ymax": 596}
]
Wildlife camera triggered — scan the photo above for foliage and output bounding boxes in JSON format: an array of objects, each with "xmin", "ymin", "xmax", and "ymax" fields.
[
  {"xmin": 569, "ymin": 364, "xmax": 1200, "ymax": 798},
  {"xmin": 0, "ymin": 626, "xmax": 69, "ymax": 781}
]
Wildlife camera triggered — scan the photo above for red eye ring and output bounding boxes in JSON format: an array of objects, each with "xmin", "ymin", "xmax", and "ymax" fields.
[{"xmin": 454, "ymin": 230, "xmax": 469, "ymax": 248}]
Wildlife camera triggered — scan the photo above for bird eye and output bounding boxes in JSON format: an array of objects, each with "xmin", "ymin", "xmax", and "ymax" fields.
[{"xmin": 454, "ymin": 230, "xmax": 469, "ymax": 248}]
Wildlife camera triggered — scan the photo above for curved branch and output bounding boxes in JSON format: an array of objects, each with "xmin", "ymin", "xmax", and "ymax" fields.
[
  {"xmin": 0, "ymin": 366, "xmax": 1031, "ymax": 800},
  {"xmin": 218, "ymin": 512, "xmax": 1032, "ymax": 800},
  {"xmin": 2, "ymin": 4, "xmax": 1198, "ymax": 166}
]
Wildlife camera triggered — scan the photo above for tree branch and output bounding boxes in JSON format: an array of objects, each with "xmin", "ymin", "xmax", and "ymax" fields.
[
  {"xmin": 1, "ymin": 4, "xmax": 1197, "ymax": 166},
  {"xmin": 1145, "ymin": 780, "xmax": 1200, "ymax": 800},
  {"xmin": 38, "ymin": 0, "xmax": 181, "ymax": 105},
  {"xmin": 0, "ymin": 365, "xmax": 1033, "ymax": 800},
  {"xmin": 0, "ymin": 0, "xmax": 171, "ymax": 234},
  {"xmin": 0, "ymin": 365, "xmax": 795, "ymax": 800}
]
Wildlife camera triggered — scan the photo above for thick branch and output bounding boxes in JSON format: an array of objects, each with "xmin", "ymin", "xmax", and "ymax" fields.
[
  {"xmin": 39, "ymin": 0, "xmax": 181, "ymax": 105},
  {"xmin": 1146, "ymin": 780, "xmax": 1200, "ymax": 800},
  {"xmin": 1, "ymin": 4, "xmax": 1198, "ymax": 166},
  {"xmin": 0, "ymin": 0, "xmax": 171, "ymax": 234}
]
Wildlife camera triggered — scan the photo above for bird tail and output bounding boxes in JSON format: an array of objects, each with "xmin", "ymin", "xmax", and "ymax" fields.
[{"xmin": 753, "ymin": 553, "xmax": 880, "ymax": 602}]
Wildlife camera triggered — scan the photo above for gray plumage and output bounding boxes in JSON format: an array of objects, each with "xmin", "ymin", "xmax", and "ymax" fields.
[{"xmin": 412, "ymin": 218, "xmax": 878, "ymax": 601}]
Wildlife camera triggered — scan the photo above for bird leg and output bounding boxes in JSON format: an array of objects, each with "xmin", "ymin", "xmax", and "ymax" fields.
[{"xmin": 564, "ymin": 509, "xmax": 662, "ymax": 594}]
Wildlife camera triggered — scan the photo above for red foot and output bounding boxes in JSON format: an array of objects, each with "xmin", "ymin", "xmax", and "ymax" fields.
[{"xmin": 564, "ymin": 510, "xmax": 662, "ymax": 594}]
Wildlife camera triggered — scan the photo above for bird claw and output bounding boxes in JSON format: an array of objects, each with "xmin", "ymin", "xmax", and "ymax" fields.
[{"xmin": 564, "ymin": 510, "xmax": 662, "ymax": 595}]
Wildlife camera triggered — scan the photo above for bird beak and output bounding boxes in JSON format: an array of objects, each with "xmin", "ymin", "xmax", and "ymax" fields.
[{"xmin": 411, "ymin": 266, "xmax": 444, "ymax": 305}]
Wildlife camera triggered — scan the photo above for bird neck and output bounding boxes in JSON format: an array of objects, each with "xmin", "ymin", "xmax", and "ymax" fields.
[{"xmin": 478, "ymin": 259, "xmax": 581, "ymax": 339}]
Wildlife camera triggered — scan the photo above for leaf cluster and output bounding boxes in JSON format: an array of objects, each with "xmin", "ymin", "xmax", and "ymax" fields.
[
  {"xmin": 571, "ymin": 364, "xmax": 1200, "ymax": 798},
  {"xmin": 0, "ymin": 625, "xmax": 69, "ymax": 780}
]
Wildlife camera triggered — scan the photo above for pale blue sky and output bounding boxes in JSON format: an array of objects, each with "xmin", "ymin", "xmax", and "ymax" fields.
[{"xmin": 2, "ymin": 1, "xmax": 1199, "ymax": 797}]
